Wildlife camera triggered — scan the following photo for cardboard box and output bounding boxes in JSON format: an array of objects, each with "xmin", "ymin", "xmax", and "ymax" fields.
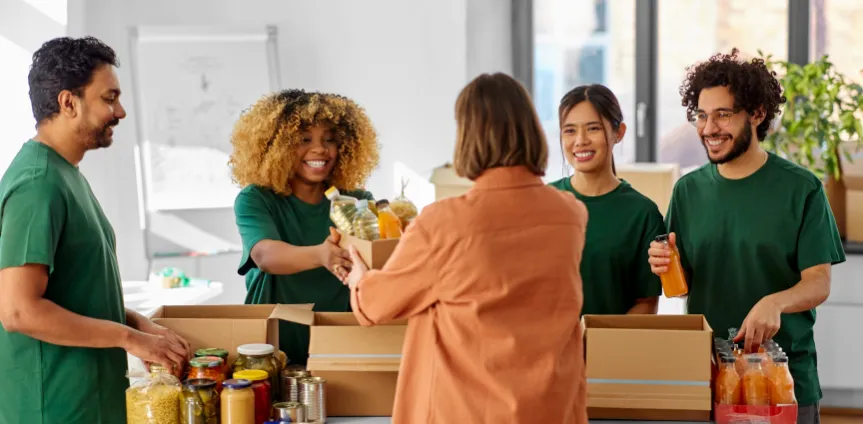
[
  {"xmin": 616, "ymin": 163, "xmax": 680, "ymax": 216},
  {"xmin": 430, "ymin": 163, "xmax": 473, "ymax": 201},
  {"xmin": 148, "ymin": 304, "xmax": 312, "ymax": 364},
  {"xmin": 843, "ymin": 153, "xmax": 863, "ymax": 243},
  {"xmin": 337, "ymin": 232, "xmax": 399, "ymax": 270},
  {"xmin": 583, "ymin": 314, "xmax": 713, "ymax": 421},
  {"xmin": 279, "ymin": 306, "xmax": 407, "ymax": 417},
  {"xmin": 714, "ymin": 404, "xmax": 798, "ymax": 424}
]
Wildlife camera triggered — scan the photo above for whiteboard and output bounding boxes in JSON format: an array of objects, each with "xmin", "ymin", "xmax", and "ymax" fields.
[{"xmin": 129, "ymin": 26, "xmax": 281, "ymax": 211}]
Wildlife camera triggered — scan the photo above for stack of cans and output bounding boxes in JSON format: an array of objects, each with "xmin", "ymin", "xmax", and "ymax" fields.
[{"xmin": 281, "ymin": 368, "xmax": 311, "ymax": 402}]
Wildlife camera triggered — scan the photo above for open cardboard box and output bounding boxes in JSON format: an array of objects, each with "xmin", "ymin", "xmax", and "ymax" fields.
[
  {"xmin": 278, "ymin": 305, "xmax": 407, "ymax": 417},
  {"xmin": 583, "ymin": 314, "xmax": 713, "ymax": 421},
  {"xmin": 148, "ymin": 304, "xmax": 312, "ymax": 364},
  {"xmin": 337, "ymin": 232, "xmax": 399, "ymax": 270}
]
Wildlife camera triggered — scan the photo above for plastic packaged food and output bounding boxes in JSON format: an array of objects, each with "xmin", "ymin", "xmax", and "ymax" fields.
[
  {"xmin": 232, "ymin": 370, "xmax": 271, "ymax": 424},
  {"xmin": 189, "ymin": 356, "xmax": 225, "ymax": 393},
  {"xmin": 352, "ymin": 199, "xmax": 381, "ymax": 241},
  {"xmin": 125, "ymin": 370, "xmax": 182, "ymax": 424},
  {"xmin": 375, "ymin": 200, "xmax": 403, "ymax": 239},
  {"xmin": 768, "ymin": 355, "xmax": 797, "ymax": 405},
  {"xmin": 742, "ymin": 355, "xmax": 770, "ymax": 406},
  {"xmin": 716, "ymin": 355, "xmax": 742, "ymax": 405},
  {"xmin": 233, "ymin": 344, "xmax": 279, "ymax": 401},
  {"xmin": 654, "ymin": 234, "xmax": 688, "ymax": 297},
  {"xmin": 180, "ymin": 379, "xmax": 219, "ymax": 424},
  {"xmin": 389, "ymin": 179, "xmax": 418, "ymax": 229},
  {"xmin": 221, "ymin": 379, "xmax": 255, "ymax": 424},
  {"xmin": 325, "ymin": 187, "xmax": 359, "ymax": 235}
]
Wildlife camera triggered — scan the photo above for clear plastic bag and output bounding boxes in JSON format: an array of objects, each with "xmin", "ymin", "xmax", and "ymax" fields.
[
  {"xmin": 389, "ymin": 178, "xmax": 418, "ymax": 229},
  {"xmin": 126, "ymin": 370, "xmax": 182, "ymax": 424}
]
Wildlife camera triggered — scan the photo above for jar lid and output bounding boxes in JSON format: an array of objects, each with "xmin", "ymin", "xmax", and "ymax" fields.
[
  {"xmin": 233, "ymin": 369, "xmax": 269, "ymax": 382},
  {"xmin": 150, "ymin": 364, "xmax": 169, "ymax": 373},
  {"xmin": 237, "ymin": 343, "xmax": 275, "ymax": 356},
  {"xmin": 190, "ymin": 356, "xmax": 223, "ymax": 368},
  {"xmin": 184, "ymin": 378, "xmax": 217, "ymax": 389},
  {"xmin": 222, "ymin": 379, "xmax": 251, "ymax": 389},
  {"xmin": 195, "ymin": 348, "xmax": 228, "ymax": 358}
]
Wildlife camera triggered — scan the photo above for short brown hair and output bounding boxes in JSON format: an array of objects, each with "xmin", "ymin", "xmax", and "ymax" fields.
[{"xmin": 453, "ymin": 73, "xmax": 548, "ymax": 180}]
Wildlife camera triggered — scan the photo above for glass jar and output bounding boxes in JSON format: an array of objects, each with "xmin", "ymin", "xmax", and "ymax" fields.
[
  {"xmin": 189, "ymin": 356, "xmax": 225, "ymax": 393},
  {"xmin": 220, "ymin": 379, "xmax": 255, "ymax": 424},
  {"xmin": 181, "ymin": 379, "xmax": 219, "ymax": 424},
  {"xmin": 195, "ymin": 348, "xmax": 230, "ymax": 377},
  {"xmin": 232, "ymin": 370, "xmax": 271, "ymax": 424},
  {"xmin": 233, "ymin": 344, "xmax": 279, "ymax": 400}
]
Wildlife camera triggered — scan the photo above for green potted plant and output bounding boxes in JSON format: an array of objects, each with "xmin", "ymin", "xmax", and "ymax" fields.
[{"xmin": 760, "ymin": 52, "xmax": 863, "ymax": 239}]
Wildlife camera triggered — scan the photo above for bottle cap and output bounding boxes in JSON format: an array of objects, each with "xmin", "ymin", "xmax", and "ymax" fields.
[
  {"xmin": 773, "ymin": 355, "xmax": 789, "ymax": 363},
  {"xmin": 222, "ymin": 379, "xmax": 252, "ymax": 389},
  {"xmin": 655, "ymin": 234, "xmax": 670, "ymax": 243},
  {"xmin": 324, "ymin": 186, "xmax": 340, "ymax": 200},
  {"xmin": 356, "ymin": 199, "xmax": 369, "ymax": 211},
  {"xmin": 720, "ymin": 355, "xmax": 737, "ymax": 364},
  {"xmin": 195, "ymin": 348, "xmax": 228, "ymax": 359},
  {"xmin": 233, "ymin": 369, "xmax": 269, "ymax": 382},
  {"xmin": 184, "ymin": 378, "xmax": 217, "ymax": 389},
  {"xmin": 746, "ymin": 355, "xmax": 763, "ymax": 363},
  {"xmin": 189, "ymin": 356, "xmax": 223, "ymax": 368},
  {"xmin": 375, "ymin": 199, "xmax": 390, "ymax": 209},
  {"xmin": 238, "ymin": 343, "xmax": 275, "ymax": 356}
]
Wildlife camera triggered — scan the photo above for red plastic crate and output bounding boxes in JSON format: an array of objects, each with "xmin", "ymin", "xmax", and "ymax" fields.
[{"xmin": 714, "ymin": 404, "xmax": 798, "ymax": 424}]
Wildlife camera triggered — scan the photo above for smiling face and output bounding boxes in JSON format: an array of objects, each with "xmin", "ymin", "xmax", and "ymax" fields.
[
  {"xmin": 292, "ymin": 124, "xmax": 339, "ymax": 185},
  {"xmin": 694, "ymin": 86, "xmax": 756, "ymax": 164},
  {"xmin": 560, "ymin": 101, "xmax": 623, "ymax": 174},
  {"xmin": 73, "ymin": 64, "xmax": 126, "ymax": 150}
]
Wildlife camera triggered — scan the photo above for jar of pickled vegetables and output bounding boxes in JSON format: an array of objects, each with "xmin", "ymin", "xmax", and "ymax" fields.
[
  {"xmin": 232, "ymin": 370, "xmax": 271, "ymax": 424},
  {"xmin": 233, "ymin": 344, "xmax": 279, "ymax": 401},
  {"xmin": 195, "ymin": 348, "xmax": 230, "ymax": 377},
  {"xmin": 189, "ymin": 356, "xmax": 225, "ymax": 392},
  {"xmin": 221, "ymin": 379, "xmax": 255, "ymax": 424},
  {"xmin": 181, "ymin": 379, "xmax": 220, "ymax": 424}
]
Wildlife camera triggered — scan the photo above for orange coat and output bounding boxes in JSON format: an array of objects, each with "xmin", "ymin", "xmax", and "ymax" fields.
[{"xmin": 351, "ymin": 166, "xmax": 589, "ymax": 423}]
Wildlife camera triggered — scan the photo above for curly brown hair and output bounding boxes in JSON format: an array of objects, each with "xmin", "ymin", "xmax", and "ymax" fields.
[
  {"xmin": 229, "ymin": 89, "xmax": 380, "ymax": 195},
  {"xmin": 679, "ymin": 48, "xmax": 786, "ymax": 140}
]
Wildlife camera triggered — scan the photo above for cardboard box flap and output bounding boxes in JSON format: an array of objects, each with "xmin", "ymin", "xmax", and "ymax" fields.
[
  {"xmin": 155, "ymin": 304, "xmax": 277, "ymax": 319},
  {"xmin": 270, "ymin": 304, "xmax": 316, "ymax": 325},
  {"xmin": 583, "ymin": 314, "xmax": 711, "ymax": 331}
]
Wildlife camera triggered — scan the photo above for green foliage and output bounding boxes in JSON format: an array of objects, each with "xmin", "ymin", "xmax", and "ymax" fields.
[{"xmin": 760, "ymin": 50, "xmax": 863, "ymax": 181}]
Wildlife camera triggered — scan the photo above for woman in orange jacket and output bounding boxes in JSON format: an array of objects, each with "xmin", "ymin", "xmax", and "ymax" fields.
[{"xmin": 342, "ymin": 73, "xmax": 589, "ymax": 424}]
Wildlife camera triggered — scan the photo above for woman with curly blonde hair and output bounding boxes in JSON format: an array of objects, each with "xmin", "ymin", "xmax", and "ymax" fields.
[{"xmin": 230, "ymin": 89, "xmax": 379, "ymax": 365}]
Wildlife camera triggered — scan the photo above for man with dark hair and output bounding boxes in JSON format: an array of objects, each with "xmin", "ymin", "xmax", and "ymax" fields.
[
  {"xmin": 0, "ymin": 36, "xmax": 190, "ymax": 424},
  {"xmin": 648, "ymin": 49, "xmax": 845, "ymax": 424}
]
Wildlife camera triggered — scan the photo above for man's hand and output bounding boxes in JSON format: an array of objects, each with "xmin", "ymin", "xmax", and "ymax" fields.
[
  {"xmin": 135, "ymin": 318, "xmax": 191, "ymax": 371},
  {"xmin": 318, "ymin": 227, "xmax": 352, "ymax": 280},
  {"xmin": 734, "ymin": 295, "xmax": 782, "ymax": 353},
  {"xmin": 648, "ymin": 232, "xmax": 677, "ymax": 275},
  {"xmin": 123, "ymin": 329, "xmax": 189, "ymax": 377},
  {"xmin": 344, "ymin": 245, "xmax": 369, "ymax": 289}
]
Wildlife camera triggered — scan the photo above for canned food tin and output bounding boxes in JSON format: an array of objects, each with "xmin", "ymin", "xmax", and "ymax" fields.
[
  {"xmin": 280, "ymin": 369, "xmax": 312, "ymax": 402},
  {"xmin": 273, "ymin": 401, "xmax": 306, "ymax": 423},
  {"xmin": 299, "ymin": 377, "xmax": 327, "ymax": 423}
]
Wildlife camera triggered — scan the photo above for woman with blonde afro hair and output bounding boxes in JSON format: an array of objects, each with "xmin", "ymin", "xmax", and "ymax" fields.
[{"xmin": 231, "ymin": 89, "xmax": 379, "ymax": 365}]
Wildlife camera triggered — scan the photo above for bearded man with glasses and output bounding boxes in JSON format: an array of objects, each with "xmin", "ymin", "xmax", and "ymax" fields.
[{"xmin": 647, "ymin": 49, "xmax": 845, "ymax": 424}]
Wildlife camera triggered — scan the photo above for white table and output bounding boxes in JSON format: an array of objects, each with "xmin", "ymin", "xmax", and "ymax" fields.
[{"xmin": 122, "ymin": 280, "xmax": 224, "ymax": 316}]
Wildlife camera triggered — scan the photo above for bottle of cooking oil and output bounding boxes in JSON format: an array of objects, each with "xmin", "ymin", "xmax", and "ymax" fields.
[
  {"xmin": 352, "ymin": 200, "xmax": 380, "ymax": 241},
  {"xmin": 325, "ymin": 187, "xmax": 358, "ymax": 235}
]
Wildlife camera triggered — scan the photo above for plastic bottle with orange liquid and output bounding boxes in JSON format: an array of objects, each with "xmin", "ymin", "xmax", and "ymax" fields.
[
  {"xmin": 716, "ymin": 355, "xmax": 742, "ymax": 405},
  {"xmin": 375, "ymin": 200, "xmax": 403, "ymax": 240},
  {"xmin": 654, "ymin": 234, "xmax": 688, "ymax": 297},
  {"xmin": 768, "ymin": 355, "xmax": 797, "ymax": 405}
]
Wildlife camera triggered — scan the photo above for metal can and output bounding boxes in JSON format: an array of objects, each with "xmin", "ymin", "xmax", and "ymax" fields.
[
  {"xmin": 299, "ymin": 377, "xmax": 327, "ymax": 423},
  {"xmin": 273, "ymin": 401, "xmax": 306, "ymax": 423},
  {"xmin": 280, "ymin": 369, "xmax": 311, "ymax": 402}
]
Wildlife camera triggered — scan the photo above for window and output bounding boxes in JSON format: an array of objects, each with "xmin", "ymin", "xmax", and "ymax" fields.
[
  {"xmin": 656, "ymin": 0, "xmax": 789, "ymax": 171},
  {"xmin": 533, "ymin": 0, "xmax": 636, "ymax": 182},
  {"xmin": 810, "ymin": 0, "xmax": 863, "ymax": 85}
]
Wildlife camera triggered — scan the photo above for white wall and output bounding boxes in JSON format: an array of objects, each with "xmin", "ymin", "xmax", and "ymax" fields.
[{"xmin": 70, "ymin": 0, "xmax": 513, "ymax": 304}]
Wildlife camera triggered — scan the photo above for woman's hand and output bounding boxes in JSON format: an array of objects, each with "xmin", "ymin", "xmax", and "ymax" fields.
[
  {"xmin": 343, "ymin": 245, "xmax": 370, "ymax": 289},
  {"xmin": 318, "ymin": 227, "xmax": 352, "ymax": 280}
]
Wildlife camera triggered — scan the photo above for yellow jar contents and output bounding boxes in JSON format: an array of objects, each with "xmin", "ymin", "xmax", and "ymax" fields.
[
  {"xmin": 220, "ymin": 379, "xmax": 255, "ymax": 424},
  {"xmin": 125, "ymin": 370, "xmax": 181, "ymax": 424}
]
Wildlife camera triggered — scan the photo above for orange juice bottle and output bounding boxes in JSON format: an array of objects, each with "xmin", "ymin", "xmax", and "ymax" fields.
[
  {"xmin": 742, "ymin": 355, "xmax": 770, "ymax": 406},
  {"xmin": 375, "ymin": 200, "xmax": 403, "ymax": 239},
  {"xmin": 654, "ymin": 234, "xmax": 688, "ymax": 297},
  {"xmin": 716, "ymin": 356, "xmax": 742, "ymax": 405},
  {"xmin": 768, "ymin": 355, "xmax": 796, "ymax": 405}
]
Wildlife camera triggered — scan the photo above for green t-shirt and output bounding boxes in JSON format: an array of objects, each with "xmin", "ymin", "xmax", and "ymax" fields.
[
  {"xmin": 0, "ymin": 141, "xmax": 128, "ymax": 424},
  {"xmin": 549, "ymin": 177, "xmax": 664, "ymax": 315},
  {"xmin": 666, "ymin": 152, "xmax": 846, "ymax": 406},
  {"xmin": 234, "ymin": 185, "xmax": 374, "ymax": 365}
]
